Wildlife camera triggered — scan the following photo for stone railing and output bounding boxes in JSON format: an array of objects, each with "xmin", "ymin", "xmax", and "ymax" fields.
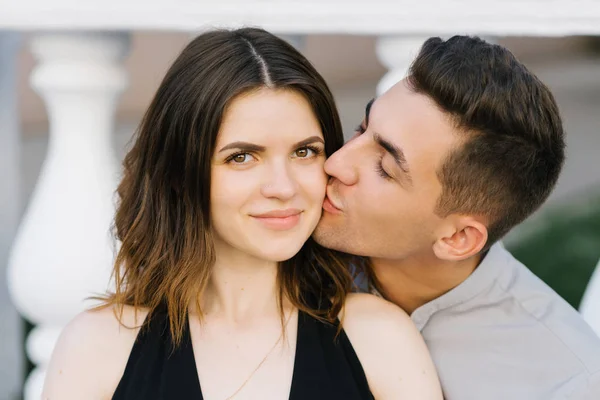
[{"xmin": 2, "ymin": 1, "xmax": 600, "ymax": 399}]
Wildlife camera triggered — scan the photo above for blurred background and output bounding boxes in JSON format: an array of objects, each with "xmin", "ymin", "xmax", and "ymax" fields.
[{"xmin": 1, "ymin": 13, "xmax": 600, "ymax": 400}]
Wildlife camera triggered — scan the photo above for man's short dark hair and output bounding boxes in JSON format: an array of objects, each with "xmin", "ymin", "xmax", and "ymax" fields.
[{"xmin": 407, "ymin": 36, "xmax": 565, "ymax": 249}]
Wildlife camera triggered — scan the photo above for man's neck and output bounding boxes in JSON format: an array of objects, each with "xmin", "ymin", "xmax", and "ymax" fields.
[{"xmin": 371, "ymin": 252, "xmax": 483, "ymax": 315}]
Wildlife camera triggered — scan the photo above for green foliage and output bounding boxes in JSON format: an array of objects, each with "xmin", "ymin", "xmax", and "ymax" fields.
[{"xmin": 507, "ymin": 195, "xmax": 600, "ymax": 309}]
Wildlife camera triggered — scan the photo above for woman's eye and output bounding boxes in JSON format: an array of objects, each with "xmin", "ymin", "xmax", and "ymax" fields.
[
  {"xmin": 229, "ymin": 153, "xmax": 252, "ymax": 164},
  {"xmin": 295, "ymin": 148, "xmax": 311, "ymax": 158},
  {"xmin": 294, "ymin": 146, "xmax": 322, "ymax": 158}
]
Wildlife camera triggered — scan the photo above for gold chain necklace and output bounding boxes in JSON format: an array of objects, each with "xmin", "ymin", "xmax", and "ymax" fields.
[{"xmin": 223, "ymin": 312, "xmax": 294, "ymax": 400}]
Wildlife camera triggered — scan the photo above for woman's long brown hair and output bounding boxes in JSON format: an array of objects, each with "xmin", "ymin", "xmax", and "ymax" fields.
[{"xmin": 96, "ymin": 28, "xmax": 354, "ymax": 346}]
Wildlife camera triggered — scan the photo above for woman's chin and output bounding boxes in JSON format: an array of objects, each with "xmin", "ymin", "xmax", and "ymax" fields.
[{"xmin": 252, "ymin": 243, "xmax": 306, "ymax": 263}]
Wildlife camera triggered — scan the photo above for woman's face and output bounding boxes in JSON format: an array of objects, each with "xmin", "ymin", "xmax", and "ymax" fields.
[{"xmin": 210, "ymin": 88, "xmax": 327, "ymax": 262}]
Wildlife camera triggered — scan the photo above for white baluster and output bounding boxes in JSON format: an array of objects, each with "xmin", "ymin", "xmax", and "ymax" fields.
[
  {"xmin": 7, "ymin": 31, "xmax": 130, "ymax": 400},
  {"xmin": 580, "ymin": 259, "xmax": 600, "ymax": 337},
  {"xmin": 375, "ymin": 36, "xmax": 427, "ymax": 95},
  {"xmin": 0, "ymin": 32, "xmax": 23, "ymax": 399}
]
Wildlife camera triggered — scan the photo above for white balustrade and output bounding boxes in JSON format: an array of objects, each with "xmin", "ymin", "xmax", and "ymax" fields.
[
  {"xmin": 0, "ymin": 1, "xmax": 599, "ymax": 397},
  {"xmin": 7, "ymin": 31, "xmax": 130, "ymax": 400},
  {"xmin": 375, "ymin": 36, "xmax": 428, "ymax": 95},
  {"xmin": 2, "ymin": 1, "xmax": 600, "ymax": 36}
]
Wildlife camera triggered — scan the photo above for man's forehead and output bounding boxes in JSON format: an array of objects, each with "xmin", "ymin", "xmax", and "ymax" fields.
[
  {"xmin": 371, "ymin": 82, "xmax": 447, "ymax": 130},
  {"xmin": 367, "ymin": 88, "xmax": 409, "ymax": 132},
  {"xmin": 369, "ymin": 83, "xmax": 459, "ymax": 169}
]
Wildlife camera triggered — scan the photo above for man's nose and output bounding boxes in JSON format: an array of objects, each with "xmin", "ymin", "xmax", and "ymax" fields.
[{"xmin": 324, "ymin": 138, "xmax": 360, "ymax": 186}]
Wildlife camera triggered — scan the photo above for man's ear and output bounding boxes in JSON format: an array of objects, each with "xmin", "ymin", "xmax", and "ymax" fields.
[{"xmin": 433, "ymin": 216, "xmax": 488, "ymax": 261}]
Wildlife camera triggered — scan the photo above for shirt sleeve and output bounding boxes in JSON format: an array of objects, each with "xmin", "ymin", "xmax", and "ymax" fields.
[{"xmin": 568, "ymin": 370, "xmax": 600, "ymax": 399}]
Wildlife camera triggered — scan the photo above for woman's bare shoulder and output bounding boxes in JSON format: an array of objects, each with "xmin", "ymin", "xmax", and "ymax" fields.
[
  {"xmin": 42, "ymin": 304, "xmax": 150, "ymax": 400},
  {"xmin": 341, "ymin": 293, "xmax": 443, "ymax": 400},
  {"xmin": 341, "ymin": 293, "xmax": 416, "ymax": 348}
]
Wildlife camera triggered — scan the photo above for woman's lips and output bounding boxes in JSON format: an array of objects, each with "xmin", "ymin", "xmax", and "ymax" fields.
[{"xmin": 251, "ymin": 209, "xmax": 302, "ymax": 230}]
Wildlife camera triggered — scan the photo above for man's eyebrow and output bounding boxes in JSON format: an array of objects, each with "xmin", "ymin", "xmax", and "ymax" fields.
[
  {"xmin": 373, "ymin": 132, "xmax": 412, "ymax": 179},
  {"xmin": 218, "ymin": 142, "xmax": 266, "ymax": 153},
  {"xmin": 365, "ymin": 98, "xmax": 375, "ymax": 126}
]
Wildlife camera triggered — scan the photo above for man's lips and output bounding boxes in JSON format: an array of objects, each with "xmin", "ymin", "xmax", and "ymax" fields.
[{"xmin": 322, "ymin": 194, "xmax": 343, "ymax": 215}]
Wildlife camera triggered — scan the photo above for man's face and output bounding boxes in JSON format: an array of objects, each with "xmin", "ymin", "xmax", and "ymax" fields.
[{"xmin": 313, "ymin": 80, "xmax": 460, "ymax": 260}]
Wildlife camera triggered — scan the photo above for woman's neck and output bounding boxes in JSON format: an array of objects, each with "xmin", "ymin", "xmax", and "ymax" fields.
[{"xmin": 199, "ymin": 250, "xmax": 285, "ymax": 326}]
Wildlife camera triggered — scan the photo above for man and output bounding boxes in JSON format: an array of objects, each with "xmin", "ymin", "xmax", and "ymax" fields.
[{"xmin": 314, "ymin": 36, "xmax": 600, "ymax": 399}]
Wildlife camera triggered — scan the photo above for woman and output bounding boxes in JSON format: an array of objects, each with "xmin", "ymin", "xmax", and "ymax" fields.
[{"xmin": 42, "ymin": 28, "xmax": 442, "ymax": 400}]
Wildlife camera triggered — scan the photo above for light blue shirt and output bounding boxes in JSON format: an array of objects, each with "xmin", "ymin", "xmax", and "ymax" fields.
[{"xmin": 368, "ymin": 243, "xmax": 600, "ymax": 399}]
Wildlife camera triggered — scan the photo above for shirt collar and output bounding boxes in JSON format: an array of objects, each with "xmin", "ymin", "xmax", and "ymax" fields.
[{"xmin": 371, "ymin": 242, "xmax": 509, "ymax": 331}]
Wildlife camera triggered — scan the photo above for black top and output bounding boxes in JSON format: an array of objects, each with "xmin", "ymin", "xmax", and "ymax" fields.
[{"xmin": 112, "ymin": 302, "xmax": 374, "ymax": 399}]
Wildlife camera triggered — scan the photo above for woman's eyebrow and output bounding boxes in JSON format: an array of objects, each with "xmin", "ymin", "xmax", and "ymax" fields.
[
  {"xmin": 218, "ymin": 142, "xmax": 266, "ymax": 153},
  {"xmin": 294, "ymin": 136, "xmax": 324, "ymax": 148},
  {"xmin": 219, "ymin": 136, "xmax": 324, "ymax": 153}
]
